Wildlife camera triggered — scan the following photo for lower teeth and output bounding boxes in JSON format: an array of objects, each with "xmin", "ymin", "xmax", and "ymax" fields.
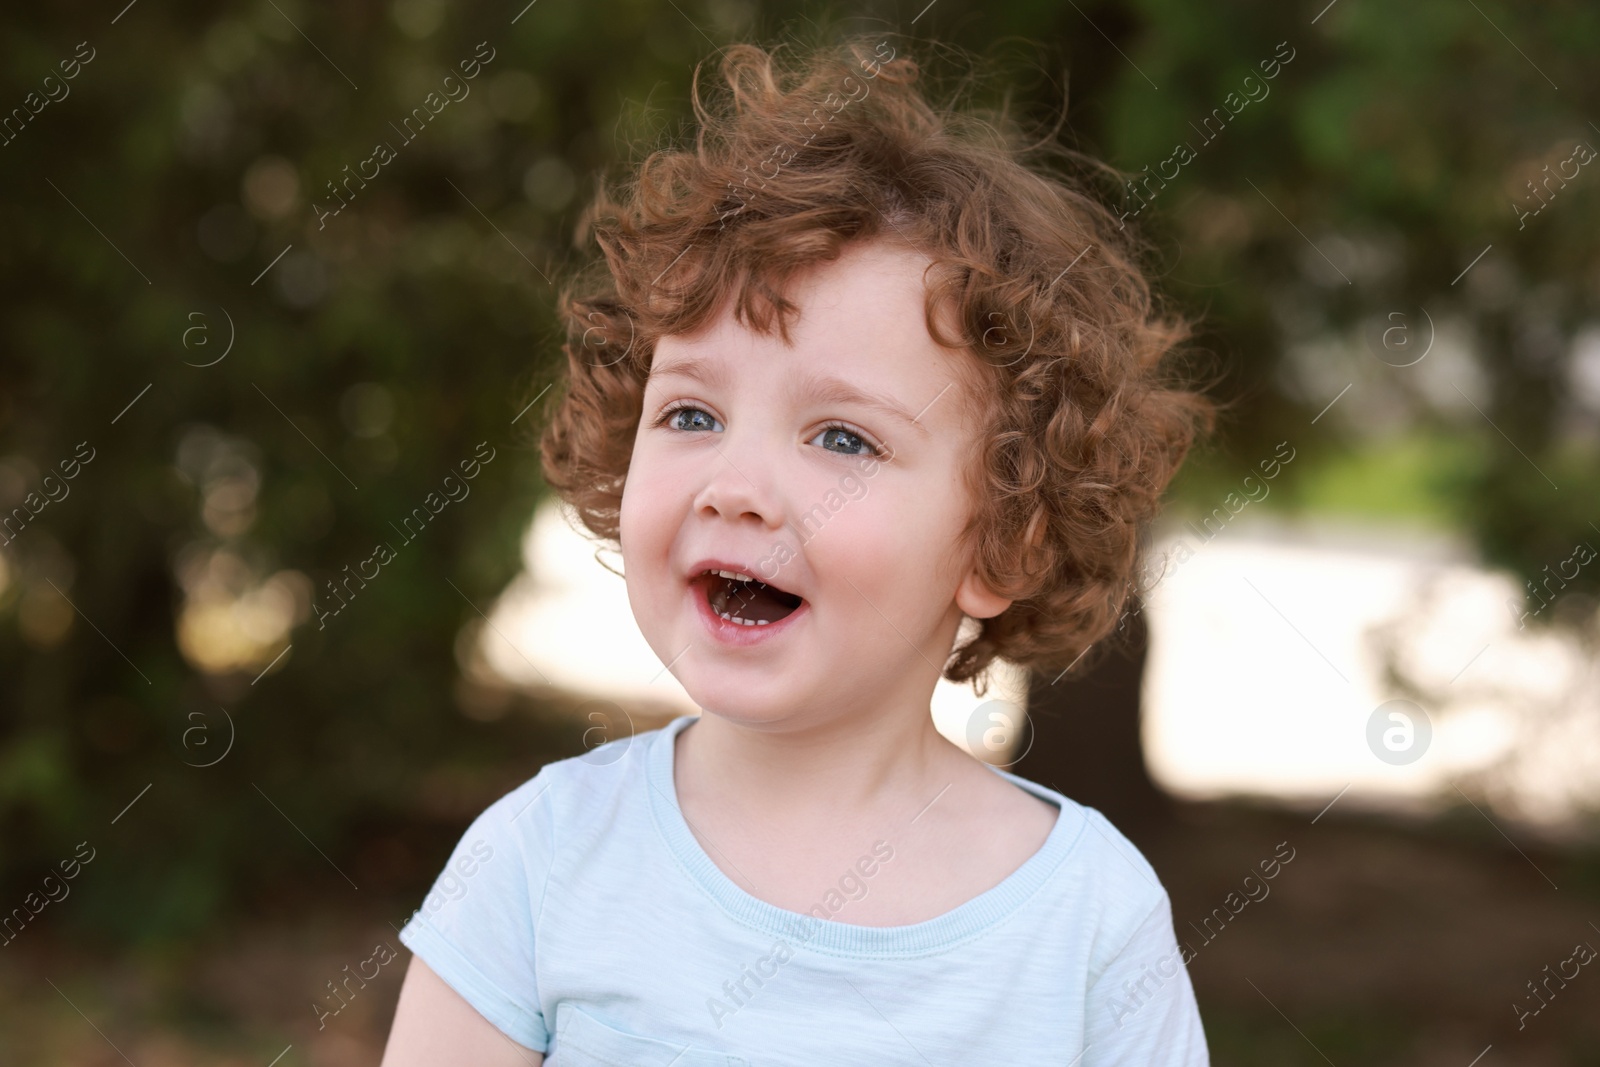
[{"xmin": 718, "ymin": 611, "xmax": 770, "ymax": 626}]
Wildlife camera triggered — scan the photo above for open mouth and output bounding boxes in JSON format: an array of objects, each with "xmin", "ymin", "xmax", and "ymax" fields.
[{"xmin": 697, "ymin": 568, "xmax": 804, "ymax": 626}]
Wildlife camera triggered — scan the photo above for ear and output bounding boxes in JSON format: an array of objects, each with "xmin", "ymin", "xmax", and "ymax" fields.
[{"xmin": 954, "ymin": 567, "xmax": 1012, "ymax": 620}]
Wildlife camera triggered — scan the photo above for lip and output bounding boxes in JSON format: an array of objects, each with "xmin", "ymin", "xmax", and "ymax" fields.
[{"xmin": 685, "ymin": 558, "xmax": 808, "ymax": 647}]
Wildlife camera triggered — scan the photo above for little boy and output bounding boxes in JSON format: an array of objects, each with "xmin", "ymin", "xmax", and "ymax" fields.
[{"xmin": 384, "ymin": 33, "xmax": 1213, "ymax": 1066}]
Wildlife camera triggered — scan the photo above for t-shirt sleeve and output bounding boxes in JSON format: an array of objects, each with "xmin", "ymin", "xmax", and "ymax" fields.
[
  {"xmin": 397, "ymin": 766, "xmax": 557, "ymax": 1053},
  {"xmin": 1082, "ymin": 891, "xmax": 1209, "ymax": 1066}
]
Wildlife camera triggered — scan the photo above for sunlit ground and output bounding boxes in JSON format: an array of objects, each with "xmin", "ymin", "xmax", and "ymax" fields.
[{"xmin": 1143, "ymin": 513, "xmax": 1600, "ymax": 830}]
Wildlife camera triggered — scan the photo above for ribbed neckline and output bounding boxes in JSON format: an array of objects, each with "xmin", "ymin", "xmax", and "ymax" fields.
[{"xmin": 646, "ymin": 714, "xmax": 1086, "ymax": 959}]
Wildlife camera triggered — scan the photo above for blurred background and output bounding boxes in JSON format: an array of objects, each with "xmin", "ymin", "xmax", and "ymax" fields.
[{"xmin": 2, "ymin": 0, "xmax": 1598, "ymax": 1063}]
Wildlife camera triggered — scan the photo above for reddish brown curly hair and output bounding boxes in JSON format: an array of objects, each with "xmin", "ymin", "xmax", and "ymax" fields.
[{"xmin": 537, "ymin": 33, "xmax": 1217, "ymax": 691}]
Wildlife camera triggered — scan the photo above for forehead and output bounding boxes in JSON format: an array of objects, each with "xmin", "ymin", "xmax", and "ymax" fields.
[{"xmin": 648, "ymin": 241, "xmax": 980, "ymax": 421}]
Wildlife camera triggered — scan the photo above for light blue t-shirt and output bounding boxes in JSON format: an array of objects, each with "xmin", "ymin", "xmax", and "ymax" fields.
[{"xmin": 397, "ymin": 714, "xmax": 1209, "ymax": 1065}]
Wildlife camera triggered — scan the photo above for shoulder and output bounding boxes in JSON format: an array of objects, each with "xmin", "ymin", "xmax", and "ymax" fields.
[
  {"xmin": 1071, "ymin": 804, "xmax": 1169, "ymax": 912},
  {"xmin": 995, "ymin": 771, "xmax": 1175, "ymax": 952},
  {"xmin": 409, "ymin": 721, "xmax": 668, "ymax": 930},
  {"xmin": 468, "ymin": 718, "xmax": 669, "ymax": 856}
]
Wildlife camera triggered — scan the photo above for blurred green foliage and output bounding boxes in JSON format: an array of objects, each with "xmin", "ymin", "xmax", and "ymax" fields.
[{"xmin": 1, "ymin": 0, "xmax": 1597, "ymax": 948}]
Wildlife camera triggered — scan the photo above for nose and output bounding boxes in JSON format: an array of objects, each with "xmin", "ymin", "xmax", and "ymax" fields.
[{"xmin": 690, "ymin": 433, "xmax": 786, "ymax": 529}]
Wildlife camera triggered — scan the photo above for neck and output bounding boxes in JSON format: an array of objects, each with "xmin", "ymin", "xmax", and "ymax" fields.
[{"xmin": 674, "ymin": 707, "xmax": 967, "ymax": 828}]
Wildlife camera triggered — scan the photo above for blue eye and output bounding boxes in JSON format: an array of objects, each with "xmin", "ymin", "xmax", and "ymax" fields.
[
  {"xmin": 812, "ymin": 424, "xmax": 881, "ymax": 457},
  {"xmin": 656, "ymin": 404, "xmax": 723, "ymax": 433}
]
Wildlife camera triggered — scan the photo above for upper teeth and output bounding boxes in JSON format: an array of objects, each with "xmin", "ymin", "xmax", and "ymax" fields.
[{"xmin": 709, "ymin": 568, "xmax": 755, "ymax": 583}]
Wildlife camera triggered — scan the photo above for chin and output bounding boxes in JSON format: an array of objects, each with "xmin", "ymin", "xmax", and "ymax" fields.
[{"xmin": 676, "ymin": 672, "xmax": 798, "ymax": 725}]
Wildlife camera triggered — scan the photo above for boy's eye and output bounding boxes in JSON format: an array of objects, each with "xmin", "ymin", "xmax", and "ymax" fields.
[
  {"xmin": 810, "ymin": 424, "xmax": 880, "ymax": 457},
  {"xmin": 659, "ymin": 405, "xmax": 723, "ymax": 433}
]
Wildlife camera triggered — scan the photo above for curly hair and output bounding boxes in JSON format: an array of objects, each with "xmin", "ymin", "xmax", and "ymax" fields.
[{"xmin": 537, "ymin": 33, "xmax": 1218, "ymax": 692}]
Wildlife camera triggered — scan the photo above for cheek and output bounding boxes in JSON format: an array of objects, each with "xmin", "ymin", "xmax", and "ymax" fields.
[
  {"xmin": 617, "ymin": 483, "xmax": 655, "ymax": 577},
  {"xmin": 617, "ymin": 474, "xmax": 642, "ymax": 543},
  {"xmin": 832, "ymin": 471, "xmax": 969, "ymax": 594},
  {"xmin": 618, "ymin": 478, "xmax": 673, "ymax": 636},
  {"xmin": 617, "ymin": 436, "xmax": 659, "ymax": 534},
  {"xmin": 804, "ymin": 484, "xmax": 921, "ymax": 590},
  {"xmin": 618, "ymin": 444, "xmax": 687, "ymax": 570}
]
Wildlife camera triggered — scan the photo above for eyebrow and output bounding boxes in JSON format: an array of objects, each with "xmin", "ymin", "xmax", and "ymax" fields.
[{"xmin": 649, "ymin": 355, "xmax": 933, "ymax": 438}]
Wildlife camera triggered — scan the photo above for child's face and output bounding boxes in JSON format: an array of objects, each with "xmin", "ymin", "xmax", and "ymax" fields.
[{"xmin": 618, "ymin": 239, "xmax": 1011, "ymax": 726}]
